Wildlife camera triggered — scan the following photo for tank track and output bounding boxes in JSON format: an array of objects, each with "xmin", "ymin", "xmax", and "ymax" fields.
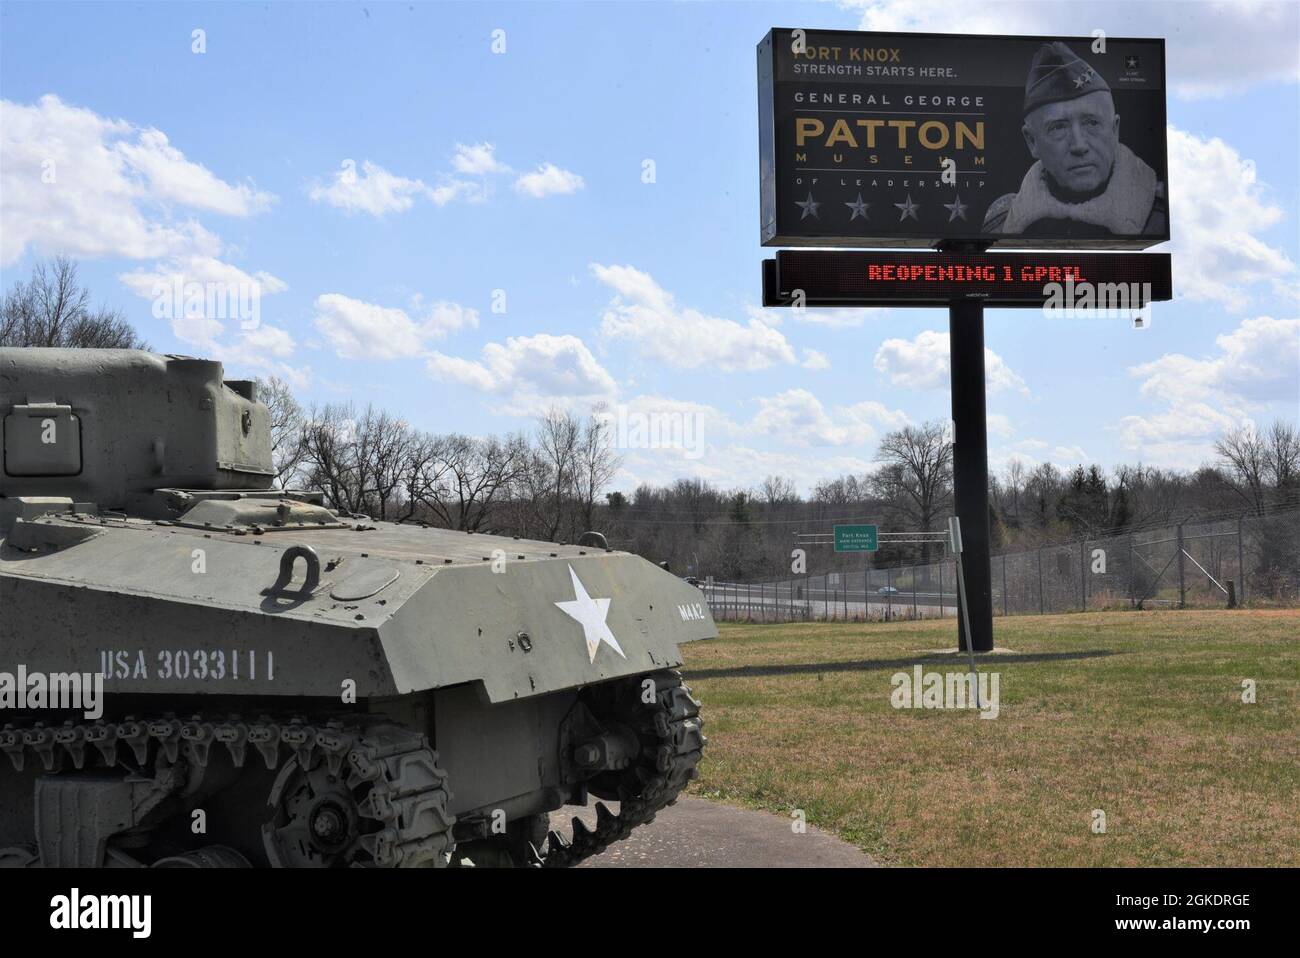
[
  {"xmin": 0, "ymin": 714, "xmax": 455, "ymax": 868},
  {"xmin": 540, "ymin": 670, "xmax": 705, "ymax": 868}
]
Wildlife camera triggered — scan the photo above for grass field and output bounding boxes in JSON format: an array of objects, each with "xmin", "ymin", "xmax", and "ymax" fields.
[{"xmin": 679, "ymin": 610, "xmax": 1299, "ymax": 867}]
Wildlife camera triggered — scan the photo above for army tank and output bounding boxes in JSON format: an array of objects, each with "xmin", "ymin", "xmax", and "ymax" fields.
[{"xmin": 0, "ymin": 348, "xmax": 713, "ymax": 867}]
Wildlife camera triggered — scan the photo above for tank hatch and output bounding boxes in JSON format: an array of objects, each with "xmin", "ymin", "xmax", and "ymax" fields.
[{"xmin": 172, "ymin": 497, "xmax": 348, "ymax": 532}]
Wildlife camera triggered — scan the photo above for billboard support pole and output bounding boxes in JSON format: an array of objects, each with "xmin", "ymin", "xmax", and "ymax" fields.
[{"xmin": 947, "ymin": 294, "xmax": 995, "ymax": 653}]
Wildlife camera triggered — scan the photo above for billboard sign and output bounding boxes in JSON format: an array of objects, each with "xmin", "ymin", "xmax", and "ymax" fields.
[{"xmin": 758, "ymin": 29, "xmax": 1169, "ymax": 249}]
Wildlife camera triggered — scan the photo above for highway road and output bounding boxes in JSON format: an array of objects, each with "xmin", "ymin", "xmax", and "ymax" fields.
[{"xmin": 702, "ymin": 581, "xmax": 958, "ymax": 619}]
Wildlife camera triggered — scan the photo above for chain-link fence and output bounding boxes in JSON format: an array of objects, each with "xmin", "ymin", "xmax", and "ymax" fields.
[{"xmin": 702, "ymin": 509, "xmax": 1300, "ymax": 623}]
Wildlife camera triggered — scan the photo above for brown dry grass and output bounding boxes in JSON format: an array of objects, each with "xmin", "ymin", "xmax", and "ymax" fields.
[{"xmin": 680, "ymin": 610, "xmax": 1299, "ymax": 866}]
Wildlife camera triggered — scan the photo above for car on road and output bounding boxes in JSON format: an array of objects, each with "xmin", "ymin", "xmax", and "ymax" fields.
[{"xmin": 877, "ymin": 586, "xmax": 901, "ymax": 595}]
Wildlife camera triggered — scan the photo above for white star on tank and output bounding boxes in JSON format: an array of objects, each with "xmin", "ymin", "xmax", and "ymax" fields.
[{"xmin": 554, "ymin": 565, "xmax": 626, "ymax": 663}]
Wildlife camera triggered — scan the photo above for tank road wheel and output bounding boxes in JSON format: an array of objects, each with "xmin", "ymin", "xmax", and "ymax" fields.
[
  {"xmin": 591, "ymin": 669, "xmax": 706, "ymax": 809},
  {"xmin": 541, "ymin": 670, "xmax": 705, "ymax": 867},
  {"xmin": 263, "ymin": 723, "xmax": 455, "ymax": 868}
]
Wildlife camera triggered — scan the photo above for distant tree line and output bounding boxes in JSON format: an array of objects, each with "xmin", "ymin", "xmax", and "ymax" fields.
[
  {"xmin": 261, "ymin": 376, "xmax": 621, "ymax": 544},
  {"xmin": 6, "ymin": 256, "xmax": 1296, "ymax": 593},
  {"xmin": 584, "ymin": 420, "xmax": 1298, "ymax": 586}
]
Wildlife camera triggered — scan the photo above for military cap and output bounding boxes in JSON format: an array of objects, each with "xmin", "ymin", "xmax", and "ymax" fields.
[{"xmin": 1023, "ymin": 41, "xmax": 1111, "ymax": 116}]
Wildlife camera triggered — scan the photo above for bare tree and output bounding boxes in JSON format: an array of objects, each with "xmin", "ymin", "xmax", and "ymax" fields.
[
  {"xmin": 811, "ymin": 474, "xmax": 867, "ymax": 506},
  {"xmin": 1216, "ymin": 424, "xmax": 1270, "ymax": 516},
  {"xmin": 870, "ymin": 422, "xmax": 953, "ymax": 577},
  {"xmin": 300, "ymin": 403, "xmax": 363, "ymax": 515},
  {"xmin": 759, "ymin": 475, "xmax": 799, "ymax": 508},
  {"xmin": 361, "ymin": 407, "xmax": 417, "ymax": 520},
  {"xmin": 298, "ymin": 403, "xmax": 421, "ymax": 519},
  {"xmin": 530, "ymin": 409, "xmax": 582, "ymax": 540},
  {"xmin": 1114, "ymin": 464, "xmax": 1188, "ymax": 528},
  {"xmin": 1264, "ymin": 420, "xmax": 1300, "ymax": 505},
  {"xmin": 573, "ymin": 414, "xmax": 622, "ymax": 534},
  {"xmin": 1003, "ymin": 458, "xmax": 1027, "ymax": 527},
  {"xmin": 256, "ymin": 376, "xmax": 307, "ymax": 488},
  {"xmin": 396, "ymin": 432, "xmax": 453, "ymax": 522},
  {"xmin": 871, "ymin": 422, "xmax": 953, "ymax": 529},
  {"xmin": 1, "ymin": 256, "xmax": 148, "ymax": 348},
  {"xmin": 671, "ymin": 478, "xmax": 719, "ymax": 534},
  {"xmin": 416, "ymin": 433, "xmax": 529, "ymax": 532}
]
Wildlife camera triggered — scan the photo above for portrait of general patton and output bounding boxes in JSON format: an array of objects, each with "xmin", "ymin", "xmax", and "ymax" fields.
[{"xmin": 983, "ymin": 41, "xmax": 1167, "ymax": 238}]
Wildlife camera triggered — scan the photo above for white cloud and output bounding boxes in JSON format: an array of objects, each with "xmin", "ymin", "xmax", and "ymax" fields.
[
  {"xmin": 452, "ymin": 142, "xmax": 510, "ymax": 176},
  {"xmin": 748, "ymin": 388, "xmax": 909, "ymax": 448},
  {"xmin": 427, "ymin": 176, "xmax": 488, "ymax": 207},
  {"xmin": 790, "ymin": 306, "xmax": 890, "ymax": 328},
  {"xmin": 114, "ymin": 128, "xmax": 274, "ymax": 216},
  {"xmin": 416, "ymin": 298, "xmax": 479, "ymax": 337},
  {"xmin": 1166, "ymin": 128, "xmax": 1295, "ymax": 306},
  {"xmin": 801, "ymin": 348, "xmax": 831, "ymax": 371},
  {"xmin": 0, "ymin": 95, "xmax": 293, "ymax": 379},
  {"xmin": 308, "ymin": 160, "xmax": 434, "ymax": 216},
  {"xmin": 166, "ymin": 309, "xmax": 307, "ymax": 389},
  {"xmin": 424, "ymin": 352, "xmax": 498, "ymax": 392},
  {"xmin": 119, "ymin": 255, "xmax": 287, "ymax": 302},
  {"xmin": 1117, "ymin": 315, "xmax": 1299, "ymax": 466},
  {"xmin": 600, "ymin": 395, "xmax": 739, "ymax": 463},
  {"xmin": 240, "ymin": 324, "xmax": 297, "ymax": 359},
  {"xmin": 748, "ymin": 304, "xmax": 891, "ymax": 329},
  {"xmin": 592, "ymin": 263, "xmax": 799, "ymax": 372},
  {"xmin": 987, "ymin": 413, "xmax": 1015, "ymax": 439},
  {"xmin": 1115, "ymin": 402, "xmax": 1247, "ymax": 466},
  {"xmin": 515, "ymin": 163, "xmax": 585, "ymax": 198},
  {"xmin": 0, "ymin": 94, "xmax": 274, "ymax": 267},
  {"xmin": 1052, "ymin": 445, "xmax": 1089, "ymax": 464},
  {"xmin": 614, "ymin": 443, "xmax": 876, "ymax": 497},
  {"xmin": 426, "ymin": 333, "xmax": 617, "ymax": 414},
  {"xmin": 310, "ymin": 145, "xmax": 566, "ymax": 213},
  {"xmin": 1130, "ymin": 316, "xmax": 1299, "ymax": 406},
  {"xmin": 312, "ymin": 293, "xmax": 479, "ymax": 360},
  {"xmin": 842, "ymin": 0, "xmax": 1299, "ymax": 98},
  {"xmin": 873, "ymin": 330, "xmax": 1029, "ymax": 395}
]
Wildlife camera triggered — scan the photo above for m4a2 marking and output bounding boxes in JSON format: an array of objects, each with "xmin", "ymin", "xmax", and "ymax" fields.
[{"xmin": 0, "ymin": 348, "xmax": 712, "ymax": 867}]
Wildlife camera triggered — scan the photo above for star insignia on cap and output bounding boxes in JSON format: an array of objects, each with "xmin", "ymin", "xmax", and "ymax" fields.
[
  {"xmin": 844, "ymin": 194, "xmax": 870, "ymax": 221},
  {"xmin": 894, "ymin": 194, "xmax": 920, "ymax": 222},
  {"xmin": 554, "ymin": 565, "xmax": 626, "ymax": 663},
  {"xmin": 943, "ymin": 195, "xmax": 968, "ymax": 222},
  {"xmin": 795, "ymin": 192, "xmax": 820, "ymax": 220},
  {"xmin": 1073, "ymin": 68, "xmax": 1095, "ymax": 88}
]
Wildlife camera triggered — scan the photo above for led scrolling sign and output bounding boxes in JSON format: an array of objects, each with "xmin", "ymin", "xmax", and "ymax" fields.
[{"xmin": 762, "ymin": 250, "xmax": 1173, "ymax": 308}]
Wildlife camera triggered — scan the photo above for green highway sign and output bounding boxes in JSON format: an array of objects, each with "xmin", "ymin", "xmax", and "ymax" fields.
[{"xmin": 833, "ymin": 524, "xmax": 878, "ymax": 553}]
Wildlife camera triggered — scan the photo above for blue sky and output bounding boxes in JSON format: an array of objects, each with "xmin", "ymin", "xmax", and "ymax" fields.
[{"xmin": 2, "ymin": 0, "xmax": 1297, "ymax": 493}]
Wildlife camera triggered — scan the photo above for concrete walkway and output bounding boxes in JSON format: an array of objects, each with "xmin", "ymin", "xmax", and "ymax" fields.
[{"xmin": 548, "ymin": 796, "xmax": 876, "ymax": 868}]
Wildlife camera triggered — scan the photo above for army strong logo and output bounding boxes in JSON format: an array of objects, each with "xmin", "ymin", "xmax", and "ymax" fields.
[{"xmin": 554, "ymin": 566, "xmax": 626, "ymax": 663}]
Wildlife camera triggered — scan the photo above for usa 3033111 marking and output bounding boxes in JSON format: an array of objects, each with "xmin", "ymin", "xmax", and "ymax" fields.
[{"xmin": 98, "ymin": 649, "xmax": 275, "ymax": 682}]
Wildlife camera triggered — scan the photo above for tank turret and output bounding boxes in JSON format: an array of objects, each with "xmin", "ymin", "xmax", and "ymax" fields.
[{"xmin": 1, "ymin": 348, "xmax": 277, "ymax": 526}]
